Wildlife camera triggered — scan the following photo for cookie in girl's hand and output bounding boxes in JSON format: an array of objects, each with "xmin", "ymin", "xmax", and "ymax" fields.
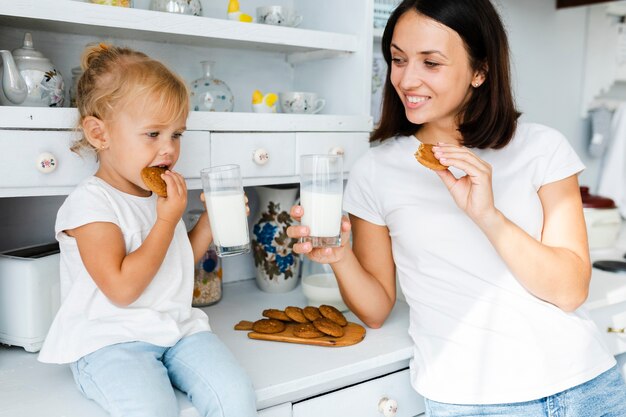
[{"xmin": 141, "ymin": 166, "xmax": 167, "ymax": 197}]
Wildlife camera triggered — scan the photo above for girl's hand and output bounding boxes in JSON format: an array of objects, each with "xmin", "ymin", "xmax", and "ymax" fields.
[
  {"xmin": 156, "ymin": 170, "xmax": 187, "ymax": 224},
  {"xmin": 286, "ymin": 204, "xmax": 351, "ymax": 264},
  {"xmin": 432, "ymin": 143, "xmax": 499, "ymax": 227}
]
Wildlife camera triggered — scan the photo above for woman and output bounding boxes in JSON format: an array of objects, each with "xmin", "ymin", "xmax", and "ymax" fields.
[{"xmin": 288, "ymin": 0, "xmax": 626, "ymax": 415}]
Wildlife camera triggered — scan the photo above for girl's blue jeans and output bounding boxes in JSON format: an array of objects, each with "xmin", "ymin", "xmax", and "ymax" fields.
[
  {"xmin": 70, "ymin": 331, "xmax": 257, "ymax": 417},
  {"xmin": 425, "ymin": 365, "xmax": 626, "ymax": 417}
]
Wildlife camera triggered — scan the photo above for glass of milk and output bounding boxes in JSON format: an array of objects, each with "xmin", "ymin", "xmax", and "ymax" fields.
[
  {"xmin": 200, "ymin": 165, "xmax": 250, "ymax": 257},
  {"xmin": 299, "ymin": 154, "xmax": 343, "ymax": 247}
]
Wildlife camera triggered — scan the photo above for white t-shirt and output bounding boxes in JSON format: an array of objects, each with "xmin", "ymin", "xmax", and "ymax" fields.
[
  {"xmin": 343, "ymin": 123, "xmax": 615, "ymax": 404},
  {"xmin": 39, "ymin": 176, "xmax": 210, "ymax": 364}
]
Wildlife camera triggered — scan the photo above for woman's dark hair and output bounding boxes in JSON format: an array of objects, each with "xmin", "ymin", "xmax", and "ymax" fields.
[{"xmin": 371, "ymin": 0, "xmax": 521, "ymax": 149}]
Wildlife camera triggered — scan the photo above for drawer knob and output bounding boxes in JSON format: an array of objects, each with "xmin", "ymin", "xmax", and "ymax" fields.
[
  {"xmin": 377, "ymin": 397, "xmax": 398, "ymax": 417},
  {"xmin": 329, "ymin": 146, "xmax": 345, "ymax": 156},
  {"xmin": 253, "ymin": 148, "xmax": 270, "ymax": 165},
  {"xmin": 36, "ymin": 152, "xmax": 57, "ymax": 174},
  {"xmin": 608, "ymin": 327, "xmax": 625, "ymax": 333}
]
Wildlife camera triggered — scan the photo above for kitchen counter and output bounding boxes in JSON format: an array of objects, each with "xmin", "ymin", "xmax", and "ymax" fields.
[
  {"xmin": 0, "ymin": 279, "xmax": 414, "ymax": 417},
  {"xmin": 586, "ymin": 224, "xmax": 626, "ymax": 310}
]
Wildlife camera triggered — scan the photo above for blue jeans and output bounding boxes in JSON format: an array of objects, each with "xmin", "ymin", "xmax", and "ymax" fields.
[
  {"xmin": 70, "ymin": 331, "xmax": 257, "ymax": 417},
  {"xmin": 424, "ymin": 365, "xmax": 626, "ymax": 417}
]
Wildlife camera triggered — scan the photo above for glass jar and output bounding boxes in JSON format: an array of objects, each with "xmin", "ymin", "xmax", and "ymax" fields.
[
  {"xmin": 69, "ymin": 66, "xmax": 82, "ymax": 108},
  {"xmin": 190, "ymin": 61, "xmax": 235, "ymax": 112},
  {"xmin": 187, "ymin": 210, "xmax": 223, "ymax": 307},
  {"xmin": 151, "ymin": 0, "xmax": 202, "ymax": 16}
]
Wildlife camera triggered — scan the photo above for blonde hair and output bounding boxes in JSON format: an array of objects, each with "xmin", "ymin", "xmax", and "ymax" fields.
[{"xmin": 71, "ymin": 43, "xmax": 189, "ymax": 156}]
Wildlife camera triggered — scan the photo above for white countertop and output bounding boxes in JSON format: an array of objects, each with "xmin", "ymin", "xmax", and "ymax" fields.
[{"xmin": 0, "ymin": 279, "xmax": 414, "ymax": 417}]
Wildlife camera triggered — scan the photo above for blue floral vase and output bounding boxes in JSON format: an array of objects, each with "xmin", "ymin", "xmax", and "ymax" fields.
[{"xmin": 252, "ymin": 185, "xmax": 300, "ymax": 293}]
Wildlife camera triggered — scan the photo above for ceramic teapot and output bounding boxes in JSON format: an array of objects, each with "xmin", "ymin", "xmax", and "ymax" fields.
[{"xmin": 0, "ymin": 32, "xmax": 65, "ymax": 107}]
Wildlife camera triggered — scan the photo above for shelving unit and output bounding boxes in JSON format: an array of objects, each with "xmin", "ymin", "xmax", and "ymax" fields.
[{"xmin": 0, "ymin": 0, "xmax": 374, "ymax": 197}]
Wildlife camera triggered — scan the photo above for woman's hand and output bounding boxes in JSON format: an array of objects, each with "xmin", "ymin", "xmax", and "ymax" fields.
[
  {"xmin": 286, "ymin": 204, "xmax": 351, "ymax": 264},
  {"xmin": 157, "ymin": 170, "xmax": 187, "ymax": 224},
  {"xmin": 432, "ymin": 143, "xmax": 499, "ymax": 227}
]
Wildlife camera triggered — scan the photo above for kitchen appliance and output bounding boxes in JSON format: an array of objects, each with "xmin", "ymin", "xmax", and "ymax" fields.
[
  {"xmin": 581, "ymin": 186, "xmax": 622, "ymax": 249},
  {"xmin": 0, "ymin": 242, "xmax": 60, "ymax": 352}
]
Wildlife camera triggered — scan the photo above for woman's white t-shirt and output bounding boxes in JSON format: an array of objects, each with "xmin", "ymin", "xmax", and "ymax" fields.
[
  {"xmin": 39, "ymin": 176, "xmax": 210, "ymax": 364},
  {"xmin": 343, "ymin": 123, "xmax": 615, "ymax": 404}
]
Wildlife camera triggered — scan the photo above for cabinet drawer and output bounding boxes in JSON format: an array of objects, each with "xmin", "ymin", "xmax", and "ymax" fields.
[
  {"xmin": 211, "ymin": 133, "xmax": 295, "ymax": 179},
  {"xmin": 292, "ymin": 368, "xmax": 425, "ymax": 417},
  {"xmin": 589, "ymin": 301, "xmax": 626, "ymax": 356},
  {"xmin": 295, "ymin": 132, "xmax": 370, "ymax": 173},
  {"xmin": 176, "ymin": 131, "xmax": 211, "ymax": 179},
  {"xmin": 0, "ymin": 130, "xmax": 97, "ymax": 195}
]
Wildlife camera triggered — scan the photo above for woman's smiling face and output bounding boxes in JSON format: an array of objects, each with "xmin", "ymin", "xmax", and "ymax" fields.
[{"xmin": 390, "ymin": 10, "xmax": 482, "ymax": 130}]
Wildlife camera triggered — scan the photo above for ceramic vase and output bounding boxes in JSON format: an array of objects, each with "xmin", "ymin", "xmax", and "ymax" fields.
[
  {"xmin": 252, "ymin": 185, "xmax": 300, "ymax": 293},
  {"xmin": 190, "ymin": 61, "xmax": 234, "ymax": 112}
]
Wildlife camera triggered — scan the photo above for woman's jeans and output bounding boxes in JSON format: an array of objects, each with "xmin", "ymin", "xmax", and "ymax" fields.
[
  {"xmin": 70, "ymin": 331, "xmax": 257, "ymax": 417},
  {"xmin": 424, "ymin": 365, "xmax": 626, "ymax": 417}
]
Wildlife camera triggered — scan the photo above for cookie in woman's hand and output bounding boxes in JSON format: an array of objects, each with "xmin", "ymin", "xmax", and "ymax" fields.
[
  {"xmin": 141, "ymin": 166, "xmax": 167, "ymax": 197},
  {"xmin": 414, "ymin": 143, "xmax": 447, "ymax": 171}
]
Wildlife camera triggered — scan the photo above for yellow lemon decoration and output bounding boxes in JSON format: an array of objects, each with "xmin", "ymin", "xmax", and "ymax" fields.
[
  {"xmin": 252, "ymin": 90, "xmax": 264, "ymax": 105},
  {"xmin": 228, "ymin": 0, "xmax": 253, "ymax": 22},
  {"xmin": 251, "ymin": 90, "xmax": 278, "ymax": 113}
]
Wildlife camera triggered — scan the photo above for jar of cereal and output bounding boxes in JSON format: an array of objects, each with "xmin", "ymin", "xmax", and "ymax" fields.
[{"xmin": 187, "ymin": 210, "xmax": 223, "ymax": 307}]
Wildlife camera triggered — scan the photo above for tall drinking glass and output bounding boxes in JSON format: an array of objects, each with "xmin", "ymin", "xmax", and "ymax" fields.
[
  {"xmin": 300, "ymin": 154, "xmax": 343, "ymax": 247},
  {"xmin": 200, "ymin": 164, "xmax": 250, "ymax": 257}
]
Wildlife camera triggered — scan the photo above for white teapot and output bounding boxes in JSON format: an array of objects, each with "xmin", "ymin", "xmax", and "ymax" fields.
[{"xmin": 0, "ymin": 32, "xmax": 65, "ymax": 107}]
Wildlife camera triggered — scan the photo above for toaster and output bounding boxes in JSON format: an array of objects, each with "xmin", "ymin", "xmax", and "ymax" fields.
[{"xmin": 0, "ymin": 242, "xmax": 60, "ymax": 353}]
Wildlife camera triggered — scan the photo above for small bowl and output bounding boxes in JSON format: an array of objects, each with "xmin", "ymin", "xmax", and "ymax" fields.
[{"xmin": 301, "ymin": 273, "xmax": 348, "ymax": 312}]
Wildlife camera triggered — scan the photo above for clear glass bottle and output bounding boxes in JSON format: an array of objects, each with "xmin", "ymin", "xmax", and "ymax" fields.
[
  {"xmin": 187, "ymin": 210, "xmax": 223, "ymax": 307},
  {"xmin": 190, "ymin": 61, "xmax": 235, "ymax": 112},
  {"xmin": 69, "ymin": 66, "xmax": 82, "ymax": 108}
]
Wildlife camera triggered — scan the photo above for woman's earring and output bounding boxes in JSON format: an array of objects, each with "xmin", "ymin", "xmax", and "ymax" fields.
[{"xmin": 473, "ymin": 82, "xmax": 480, "ymax": 88}]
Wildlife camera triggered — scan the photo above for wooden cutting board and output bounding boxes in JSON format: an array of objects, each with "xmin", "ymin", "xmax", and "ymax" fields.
[{"xmin": 248, "ymin": 322, "xmax": 366, "ymax": 347}]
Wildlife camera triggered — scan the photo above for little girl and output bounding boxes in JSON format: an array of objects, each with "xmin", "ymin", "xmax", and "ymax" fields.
[{"xmin": 38, "ymin": 43, "xmax": 257, "ymax": 417}]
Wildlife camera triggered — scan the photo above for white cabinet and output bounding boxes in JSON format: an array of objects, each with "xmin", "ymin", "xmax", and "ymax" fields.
[
  {"xmin": 0, "ymin": 0, "xmax": 374, "ymax": 196},
  {"xmin": 292, "ymin": 368, "xmax": 425, "ymax": 417},
  {"xmin": 588, "ymin": 301, "xmax": 626, "ymax": 356}
]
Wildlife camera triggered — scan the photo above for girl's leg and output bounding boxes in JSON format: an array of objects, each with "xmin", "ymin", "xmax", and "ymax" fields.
[
  {"xmin": 70, "ymin": 342, "xmax": 178, "ymax": 417},
  {"xmin": 164, "ymin": 331, "xmax": 257, "ymax": 417}
]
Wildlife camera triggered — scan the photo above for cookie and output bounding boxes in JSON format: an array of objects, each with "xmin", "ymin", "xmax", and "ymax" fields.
[
  {"xmin": 319, "ymin": 304, "xmax": 348, "ymax": 327},
  {"xmin": 284, "ymin": 306, "xmax": 309, "ymax": 324},
  {"xmin": 303, "ymin": 306, "xmax": 322, "ymax": 322},
  {"xmin": 292, "ymin": 323, "xmax": 325, "ymax": 339},
  {"xmin": 252, "ymin": 318, "xmax": 286, "ymax": 334},
  {"xmin": 414, "ymin": 143, "xmax": 447, "ymax": 171},
  {"xmin": 262, "ymin": 309, "xmax": 292, "ymax": 322},
  {"xmin": 312, "ymin": 317, "xmax": 344, "ymax": 338},
  {"xmin": 140, "ymin": 166, "xmax": 168, "ymax": 197},
  {"xmin": 234, "ymin": 320, "xmax": 254, "ymax": 331}
]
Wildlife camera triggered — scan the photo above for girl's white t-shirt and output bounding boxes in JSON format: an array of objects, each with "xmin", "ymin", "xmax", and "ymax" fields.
[
  {"xmin": 343, "ymin": 123, "xmax": 615, "ymax": 404},
  {"xmin": 39, "ymin": 176, "xmax": 210, "ymax": 364}
]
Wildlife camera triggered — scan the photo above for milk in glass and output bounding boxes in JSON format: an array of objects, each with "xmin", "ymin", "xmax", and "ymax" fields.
[
  {"xmin": 204, "ymin": 192, "xmax": 249, "ymax": 248},
  {"xmin": 300, "ymin": 190, "xmax": 342, "ymax": 237}
]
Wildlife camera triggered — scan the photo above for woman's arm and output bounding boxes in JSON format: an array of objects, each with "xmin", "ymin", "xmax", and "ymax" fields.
[
  {"xmin": 480, "ymin": 175, "xmax": 590, "ymax": 312},
  {"xmin": 435, "ymin": 144, "xmax": 590, "ymax": 312},
  {"xmin": 289, "ymin": 207, "xmax": 397, "ymax": 328}
]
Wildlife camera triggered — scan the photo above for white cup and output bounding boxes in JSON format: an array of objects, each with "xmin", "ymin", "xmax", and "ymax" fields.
[
  {"xmin": 299, "ymin": 154, "xmax": 344, "ymax": 248},
  {"xmin": 279, "ymin": 92, "xmax": 325, "ymax": 114},
  {"xmin": 200, "ymin": 165, "xmax": 250, "ymax": 257},
  {"xmin": 256, "ymin": 5, "xmax": 303, "ymax": 27}
]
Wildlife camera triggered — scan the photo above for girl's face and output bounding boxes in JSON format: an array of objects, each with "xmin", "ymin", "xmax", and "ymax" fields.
[
  {"xmin": 390, "ymin": 10, "xmax": 482, "ymax": 133},
  {"xmin": 97, "ymin": 98, "xmax": 187, "ymax": 196}
]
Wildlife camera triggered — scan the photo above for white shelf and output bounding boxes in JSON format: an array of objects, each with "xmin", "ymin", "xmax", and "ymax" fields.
[
  {"xmin": 373, "ymin": 27, "xmax": 384, "ymax": 40},
  {"xmin": 0, "ymin": 107, "xmax": 372, "ymax": 132},
  {"xmin": 0, "ymin": 0, "xmax": 359, "ymax": 55}
]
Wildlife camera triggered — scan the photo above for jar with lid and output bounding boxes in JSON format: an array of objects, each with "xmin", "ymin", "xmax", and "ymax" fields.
[{"xmin": 187, "ymin": 209, "xmax": 223, "ymax": 306}]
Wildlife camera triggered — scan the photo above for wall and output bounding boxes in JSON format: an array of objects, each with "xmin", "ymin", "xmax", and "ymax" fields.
[{"xmin": 496, "ymin": 0, "xmax": 600, "ymax": 189}]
